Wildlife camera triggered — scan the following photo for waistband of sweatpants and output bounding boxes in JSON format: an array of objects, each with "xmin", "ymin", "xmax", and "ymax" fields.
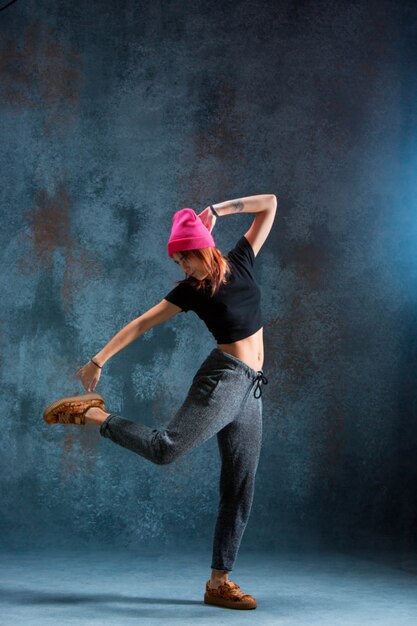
[{"xmin": 208, "ymin": 347, "xmax": 262, "ymax": 379}]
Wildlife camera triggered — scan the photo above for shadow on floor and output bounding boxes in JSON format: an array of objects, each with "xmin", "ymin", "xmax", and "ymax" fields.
[{"xmin": 0, "ymin": 587, "xmax": 202, "ymax": 606}]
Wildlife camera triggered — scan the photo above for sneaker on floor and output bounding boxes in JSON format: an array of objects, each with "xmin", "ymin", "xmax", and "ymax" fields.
[
  {"xmin": 204, "ymin": 579, "xmax": 257, "ymax": 610},
  {"xmin": 43, "ymin": 393, "xmax": 106, "ymax": 425}
]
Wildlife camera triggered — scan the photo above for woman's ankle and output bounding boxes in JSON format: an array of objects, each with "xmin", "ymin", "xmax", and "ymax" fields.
[
  {"xmin": 85, "ymin": 406, "xmax": 110, "ymax": 425},
  {"xmin": 210, "ymin": 569, "xmax": 229, "ymax": 586}
]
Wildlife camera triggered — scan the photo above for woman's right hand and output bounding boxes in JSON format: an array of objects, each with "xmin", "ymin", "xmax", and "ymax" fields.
[
  {"xmin": 197, "ymin": 207, "xmax": 216, "ymax": 233},
  {"xmin": 75, "ymin": 360, "xmax": 102, "ymax": 392}
]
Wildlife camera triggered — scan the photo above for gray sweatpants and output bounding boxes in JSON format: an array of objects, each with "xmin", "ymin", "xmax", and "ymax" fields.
[{"xmin": 99, "ymin": 347, "xmax": 267, "ymax": 572}]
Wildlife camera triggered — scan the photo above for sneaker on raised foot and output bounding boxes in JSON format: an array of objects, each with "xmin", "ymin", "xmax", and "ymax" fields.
[{"xmin": 43, "ymin": 393, "xmax": 106, "ymax": 425}]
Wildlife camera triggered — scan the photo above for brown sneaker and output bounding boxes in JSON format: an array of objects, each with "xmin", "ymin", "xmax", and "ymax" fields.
[
  {"xmin": 43, "ymin": 393, "xmax": 106, "ymax": 425},
  {"xmin": 204, "ymin": 579, "xmax": 257, "ymax": 610}
]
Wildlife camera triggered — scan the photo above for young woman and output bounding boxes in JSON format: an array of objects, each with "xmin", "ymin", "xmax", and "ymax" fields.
[{"xmin": 43, "ymin": 193, "xmax": 277, "ymax": 610}]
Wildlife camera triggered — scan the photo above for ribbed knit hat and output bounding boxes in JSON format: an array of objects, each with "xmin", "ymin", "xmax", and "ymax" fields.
[{"xmin": 167, "ymin": 208, "xmax": 216, "ymax": 257}]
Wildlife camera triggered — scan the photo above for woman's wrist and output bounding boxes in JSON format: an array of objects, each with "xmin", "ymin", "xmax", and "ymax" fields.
[
  {"xmin": 91, "ymin": 354, "xmax": 105, "ymax": 368},
  {"xmin": 210, "ymin": 199, "xmax": 245, "ymax": 217}
]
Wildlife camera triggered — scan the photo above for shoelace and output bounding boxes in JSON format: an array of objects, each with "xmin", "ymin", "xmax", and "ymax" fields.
[
  {"xmin": 225, "ymin": 582, "xmax": 244, "ymax": 598},
  {"xmin": 253, "ymin": 371, "xmax": 268, "ymax": 398},
  {"xmin": 54, "ymin": 402, "xmax": 85, "ymax": 423},
  {"xmin": 212, "ymin": 581, "xmax": 251, "ymax": 600}
]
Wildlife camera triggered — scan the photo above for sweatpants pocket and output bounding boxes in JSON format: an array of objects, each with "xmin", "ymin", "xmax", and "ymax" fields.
[{"xmin": 190, "ymin": 369, "xmax": 226, "ymax": 405}]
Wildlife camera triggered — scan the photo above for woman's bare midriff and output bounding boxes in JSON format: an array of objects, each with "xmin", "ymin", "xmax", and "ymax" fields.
[{"xmin": 216, "ymin": 327, "xmax": 264, "ymax": 372}]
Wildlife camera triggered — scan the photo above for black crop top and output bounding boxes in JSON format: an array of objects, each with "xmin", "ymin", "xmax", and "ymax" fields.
[{"xmin": 163, "ymin": 235, "xmax": 263, "ymax": 343}]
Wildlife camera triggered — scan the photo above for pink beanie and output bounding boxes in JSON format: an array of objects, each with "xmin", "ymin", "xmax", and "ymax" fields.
[{"xmin": 167, "ymin": 208, "xmax": 216, "ymax": 257}]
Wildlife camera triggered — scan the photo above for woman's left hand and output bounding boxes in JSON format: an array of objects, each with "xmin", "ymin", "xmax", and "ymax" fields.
[
  {"xmin": 197, "ymin": 207, "xmax": 216, "ymax": 233},
  {"xmin": 75, "ymin": 359, "xmax": 102, "ymax": 392}
]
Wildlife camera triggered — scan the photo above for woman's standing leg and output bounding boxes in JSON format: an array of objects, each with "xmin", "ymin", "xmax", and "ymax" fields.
[{"xmin": 210, "ymin": 389, "xmax": 263, "ymax": 574}]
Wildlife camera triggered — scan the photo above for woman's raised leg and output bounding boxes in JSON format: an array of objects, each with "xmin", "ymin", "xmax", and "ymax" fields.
[{"xmin": 98, "ymin": 360, "xmax": 250, "ymax": 465}]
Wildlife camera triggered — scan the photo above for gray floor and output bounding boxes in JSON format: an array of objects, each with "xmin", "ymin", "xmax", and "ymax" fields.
[{"xmin": 1, "ymin": 545, "xmax": 417, "ymax": 625}]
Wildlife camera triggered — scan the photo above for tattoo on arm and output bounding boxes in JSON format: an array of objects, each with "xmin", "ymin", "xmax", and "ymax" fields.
[{"xmin": 231, "ymin": 200, "xmax": 244, "ymax": 213}]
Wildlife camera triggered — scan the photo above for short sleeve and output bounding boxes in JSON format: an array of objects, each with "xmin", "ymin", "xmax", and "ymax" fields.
[
  {"xmin": 163, "ymin": 281, "xmax": 193, "ymax": 312},
  {"xmin": 227, "ymin": 236, "xmax": 255, "ymax": 269}
]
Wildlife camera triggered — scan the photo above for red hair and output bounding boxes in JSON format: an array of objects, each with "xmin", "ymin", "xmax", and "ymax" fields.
[{"xmin": 174, "ymin": 247, "xmax": 231, "ymax": 297}]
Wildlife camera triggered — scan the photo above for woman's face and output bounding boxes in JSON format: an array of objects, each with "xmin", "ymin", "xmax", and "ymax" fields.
[{"xmin": 172, "ymin": 251, "xmax": 208, "ymax": 280}]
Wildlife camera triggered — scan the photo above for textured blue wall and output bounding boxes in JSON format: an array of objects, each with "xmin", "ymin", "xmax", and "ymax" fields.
[{"xmin": 1, "ymin": 0, "xmax": 416, "ymax": 554}]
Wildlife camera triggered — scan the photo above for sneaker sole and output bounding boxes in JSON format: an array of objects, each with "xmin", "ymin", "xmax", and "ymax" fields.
[
  {"xmin": 204, "ymin": 594, "xmax": 257, "ymax": 610},
  {"xmin": 43, "ymin": 393, "xmax": 105, "ymax": 423}
]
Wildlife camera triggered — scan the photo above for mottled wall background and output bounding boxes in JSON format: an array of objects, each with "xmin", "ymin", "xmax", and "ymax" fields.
[{"xmin": 1, "ymin": 0, "xmax": 416, "ymax": 557}]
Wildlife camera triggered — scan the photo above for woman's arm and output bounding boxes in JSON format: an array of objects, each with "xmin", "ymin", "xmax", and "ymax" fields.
[
  {"xmin": 92, "ymin": 300, "xmax": 180, "ymax": 366},
  {"xmin": 212, "ymin": 194, "xmax": 277, "ymax": 216},
  {"xmin": 198, "ymin": 194, "xmax": 277, "ymax": 234},
  {"xmin": 205, "ymin": 194, "xmax": 278, "ymax": 257}
]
